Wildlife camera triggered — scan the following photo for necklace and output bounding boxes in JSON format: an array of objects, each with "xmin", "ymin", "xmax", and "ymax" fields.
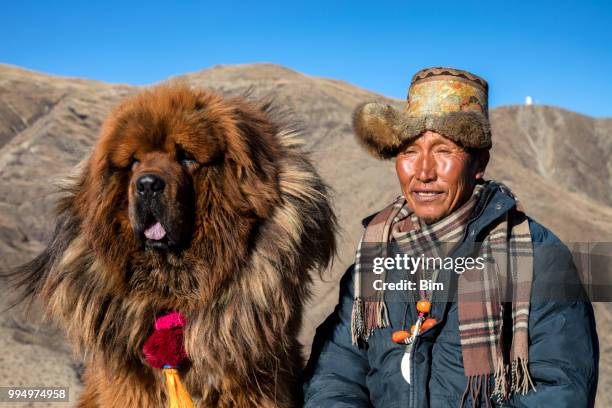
[
  {"xmin": 391, "ymin": 267, "xmax": 439, "ymax": 384},
  {"xmin": 391, "ymin": 265, "xmax": 439, "ymax": 344}
]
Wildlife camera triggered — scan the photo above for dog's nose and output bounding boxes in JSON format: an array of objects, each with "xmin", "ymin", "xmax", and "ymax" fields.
[{"xmin": 136, "ymin": 174, "xmax": 166, "ymax": 195}]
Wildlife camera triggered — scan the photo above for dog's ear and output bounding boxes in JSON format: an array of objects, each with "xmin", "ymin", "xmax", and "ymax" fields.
[{"xmin": 225, "ymin": 100, "xmax": 282, "ymax": 218}]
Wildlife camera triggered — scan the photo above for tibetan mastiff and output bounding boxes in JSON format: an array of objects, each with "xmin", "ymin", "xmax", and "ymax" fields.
[{"xmin": 8, "ymin": 85, "xmax": 336, "ymax": 407}]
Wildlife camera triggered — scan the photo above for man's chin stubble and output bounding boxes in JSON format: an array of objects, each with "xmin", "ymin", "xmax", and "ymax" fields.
[{"xmin": 421, "ymin": 215, "xmax": 444, "ymax": 225}]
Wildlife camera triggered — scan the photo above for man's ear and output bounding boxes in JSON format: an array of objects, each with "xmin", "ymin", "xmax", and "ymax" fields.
[{"xmin": 474, "ymin": 149, "xmax": 490, "ymax": 180}]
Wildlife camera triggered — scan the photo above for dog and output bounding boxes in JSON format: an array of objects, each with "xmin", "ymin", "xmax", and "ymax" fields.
[{"xmin": 8, "ymin": 84, "xmax": 336, "ymax": 407}]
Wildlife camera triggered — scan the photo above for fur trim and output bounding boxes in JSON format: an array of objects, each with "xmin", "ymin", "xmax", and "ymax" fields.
[
  {"xmin": 403, "ymin": 111, "xmax": 492, "ymax": 150},
  {"xmin": 352, "ymin": 102, "xmax": 406, "ymax": 159},
  {"xmin": 353, "ymin": 104, "xmax": 492, "ymax": 160}
]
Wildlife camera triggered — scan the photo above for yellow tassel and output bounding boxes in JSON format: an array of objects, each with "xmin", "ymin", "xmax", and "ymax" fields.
[{"xmin": 162, "ymin": 367, "xmax": 195, "ymax": 408}]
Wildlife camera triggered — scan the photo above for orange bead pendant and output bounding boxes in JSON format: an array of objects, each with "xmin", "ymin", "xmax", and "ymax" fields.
[
  {"xmin": 392, "ymin": 330, "xmax": 410, "ymax": 343},
  {"xmin": 421, "ymin": 318, "xmax": 438, "ymax": 331},
  {"xmin": 416, "ymin": 300, "xmax": 431, "ymax": 314}
]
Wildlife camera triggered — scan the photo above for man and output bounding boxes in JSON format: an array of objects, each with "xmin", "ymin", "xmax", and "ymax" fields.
[{"xmin": 303, "ymin": 67, "xmax": 598, "ymax": 407}]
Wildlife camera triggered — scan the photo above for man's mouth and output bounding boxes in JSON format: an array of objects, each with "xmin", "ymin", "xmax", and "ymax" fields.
[{"xmin": 411, "ymin": 190, "xmax": 445, "ymax": 202}]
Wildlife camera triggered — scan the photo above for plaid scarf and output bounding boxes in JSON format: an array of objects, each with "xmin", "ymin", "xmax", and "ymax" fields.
[{"xmin": 350, "ymin": 181, "xmax": 535, "ymax": 405}]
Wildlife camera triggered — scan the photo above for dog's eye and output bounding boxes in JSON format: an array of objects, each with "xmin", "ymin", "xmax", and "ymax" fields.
[
  {"xmin": 180, "ymin": 158, "xmax": 197, "ymax": 167},
  {"xmin": 131, "ymin": 158, "xmax": 140, "ymax": 170},
  {"xmin": 176, "ymin": 148, "xmax": 198, "ymax": 168}
]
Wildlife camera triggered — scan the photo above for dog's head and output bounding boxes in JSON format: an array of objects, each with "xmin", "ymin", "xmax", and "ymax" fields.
[{"xmin": 73, "ymin": 85, "xmax": 284, "ymax": 299}]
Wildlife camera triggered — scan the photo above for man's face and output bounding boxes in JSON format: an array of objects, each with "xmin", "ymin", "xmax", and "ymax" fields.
[{"xmin": 395, "ymin": 130, "xmax": 487, "ymax": 223}]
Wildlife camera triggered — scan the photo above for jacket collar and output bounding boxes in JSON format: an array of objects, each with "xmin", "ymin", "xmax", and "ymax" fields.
[{"xmin": 464, "ymin": 180, "xmax": 517, "ymax": 242}]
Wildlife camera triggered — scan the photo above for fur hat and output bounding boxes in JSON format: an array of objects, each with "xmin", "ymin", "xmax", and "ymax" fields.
[{"xmin": 353, "ymin": 67, "xmax": 492, "ymax": 159}]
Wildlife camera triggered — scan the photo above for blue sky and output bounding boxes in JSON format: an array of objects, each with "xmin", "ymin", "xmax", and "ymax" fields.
[{"xmin": 2, "ymin": 1, "xmax": 611, "ymax": 117}]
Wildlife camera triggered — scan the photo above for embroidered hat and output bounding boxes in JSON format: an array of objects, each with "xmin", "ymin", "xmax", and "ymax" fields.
[{"xmin": 353, "ymin": 67, "xmax": 492, "ymax": 159}]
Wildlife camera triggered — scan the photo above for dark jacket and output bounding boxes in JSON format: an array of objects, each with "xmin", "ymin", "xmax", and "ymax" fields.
[{"xmin": 303, "ymin": 182, "xmax": 598, "ymax": 407}]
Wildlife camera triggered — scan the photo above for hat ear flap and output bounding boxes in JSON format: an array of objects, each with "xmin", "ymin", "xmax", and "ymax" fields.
[{"xmin": 353, "ymin": 102, "xmax": 405, "ymax": 159}]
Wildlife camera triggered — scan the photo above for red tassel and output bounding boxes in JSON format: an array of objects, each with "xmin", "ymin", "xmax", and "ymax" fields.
[{"xmin": 143, "ymin": 327, "xmax": 188, "ymax": 369}]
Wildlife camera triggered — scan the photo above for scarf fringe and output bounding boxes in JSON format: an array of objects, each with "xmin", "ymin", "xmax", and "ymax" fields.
[
  {"xmin": 491, "ymin": 357, "xmax": 535, "ymax": 404},
  {"xmin": 461, "ymin": 374, "xmax": 487, "ymax": 408},
  {"xmin": 351, "ymin": 298, "xmax": 389, "ymax": 345},
  {"xmin": 510, "ymin": 357, "xmax": 536, "ymax": 395},
  {"xmin": 350, "ymin": 298, "xmax": 363, "ymax": 345},
  {"xmin": 492, "ymin": 355, "xmax": 508, "ymax": 401},
  {"xmin": 463, "ymin": 356, "xmax": 535, "ymax": 407}
]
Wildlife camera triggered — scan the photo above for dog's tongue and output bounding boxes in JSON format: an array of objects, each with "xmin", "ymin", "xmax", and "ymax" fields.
[{"xmin": 144, "ymin": 222, "xmax": 166, "ymax": 240}]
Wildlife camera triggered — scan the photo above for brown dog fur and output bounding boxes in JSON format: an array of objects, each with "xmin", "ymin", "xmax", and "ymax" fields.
[{"xmin": 7, "ymin": 85, "xmax": 336, "ymax": 407}]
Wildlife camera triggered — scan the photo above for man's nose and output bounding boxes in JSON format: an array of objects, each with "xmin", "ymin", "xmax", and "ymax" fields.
[
  {"xmin": 136, "ymin": 174, "xmax": 166, "ymax": 196},
  {"xmin": 415, "ymin": 154, "xmax": 436, "ymax": 182}
]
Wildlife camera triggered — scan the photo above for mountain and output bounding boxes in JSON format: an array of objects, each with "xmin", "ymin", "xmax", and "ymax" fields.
[{"xmin": 1, "ymin": 63, "xmax": 610, "ymax": 406}]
